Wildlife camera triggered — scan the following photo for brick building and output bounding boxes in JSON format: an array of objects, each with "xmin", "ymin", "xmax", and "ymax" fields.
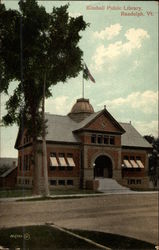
[
  {"xmin": 0, "ymin": 158, "xmax": 17, "ymax": 188},
  {"xmin": 15, "ymin": 98, "xmax": 152, "ymax": 190}
]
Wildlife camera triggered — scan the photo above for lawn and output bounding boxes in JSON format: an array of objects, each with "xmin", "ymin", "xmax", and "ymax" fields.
[
  {"xmin": 0, "ymin": 188, "xmax": 100, "ymax": 198},
  {"xmin": 0, "ymin": 225, "xmax": 155, "ymax": 250}
]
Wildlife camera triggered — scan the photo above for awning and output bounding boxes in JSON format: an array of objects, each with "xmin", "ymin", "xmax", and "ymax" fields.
[
  {"xmin": 130, "ymin": 160, "xmax": 138, "ymax": 168},
  {"xmin": 50, "ymin": 157, "xmax": 59, "ymax": 167},
  {"xmin": 59, "ymin": 157, "xmax": 67, "ymax": 167},
  {"xmin": 123, "ymin": 160, "xmax": 132, "ymax": 168},
  {"xmin": 136, "ymin": 160, "xmax": 144, "ymax": 168},
  {"xmin": 67, "ymin": 157, "xmax": 75, "ymax": 167}
]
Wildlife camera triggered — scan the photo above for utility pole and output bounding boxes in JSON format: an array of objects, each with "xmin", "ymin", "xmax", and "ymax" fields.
[{"xmin": 42, "ymin": 72, "xmax": 49, "ymax": 196}]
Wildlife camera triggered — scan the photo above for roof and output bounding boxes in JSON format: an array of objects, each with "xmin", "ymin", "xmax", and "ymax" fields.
[
  {"xmin": 44, "ymin": 113, "xmax": 152, "ymax": 148},
  {"xmin": 74, "ymin": 109, "xmax": 125, "ymax": 133},
  {"xmin": 45, "ymin": 114, "xmax": 80, "ymax": 143},
  {"xmin": 120, "ymin": 122, "xmax": 152, "ymax": 148},
  {"xmin": 69, "ymin": 98, "xmax": 94, "ymax": 114},
  {"xmin": 74, "ymin": 111, "xmax": 101, "ymax": 131},
  {"xmin": 0, "ymin": 165, "xmax": 17, "ymax": 178},
  {"xmin": 15, "ymin": 111, "xmax": 152, "ymax": 149}
]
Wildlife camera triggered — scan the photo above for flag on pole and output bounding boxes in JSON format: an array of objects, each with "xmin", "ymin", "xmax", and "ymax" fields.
[{"xmin": 83, "ymin": 63, "xmax": 96, "ymax": 83}]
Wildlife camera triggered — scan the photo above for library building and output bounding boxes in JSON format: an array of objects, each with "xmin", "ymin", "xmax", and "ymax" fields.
[{"xmin": 15, "ymin": 98, "xmax": 152, "ymax": 190}]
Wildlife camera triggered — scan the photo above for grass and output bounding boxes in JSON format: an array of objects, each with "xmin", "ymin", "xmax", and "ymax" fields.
[
  {"xmin": 0, "ymin": 188, "xmax": 101, "ymax": 198},
  {"xmin": 0, "ymin": 225, "xmax": 155, "ymax": 250},
  {"xmin": 71, "ymin": 229, "xmax": 155, "ymax": 250},
  {"xmin": 0, "ymin": 225, "xmax": 98, "ymax": 250},
  {"xmin": 0, "ymin": 188, "xmax": 32, "ymax": 198}
]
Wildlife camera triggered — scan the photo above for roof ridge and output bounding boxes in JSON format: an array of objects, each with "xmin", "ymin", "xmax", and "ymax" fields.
[{"xmin": 45, "ymin": 113, "xmax": 67, "ymax": 118}]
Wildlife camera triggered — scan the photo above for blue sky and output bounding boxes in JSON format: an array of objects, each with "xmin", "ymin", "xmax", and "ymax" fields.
[{"xmin": 1, "ymin": 1, "xmax": 158, "ymax": 157}]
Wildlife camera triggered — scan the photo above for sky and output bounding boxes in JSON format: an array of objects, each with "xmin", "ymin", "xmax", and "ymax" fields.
[{"xmin": 0, "ymin": 0, "xmax": 158, "ymax": 157}]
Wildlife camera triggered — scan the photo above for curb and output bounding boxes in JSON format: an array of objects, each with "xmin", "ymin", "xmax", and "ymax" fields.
[{"xmin": 0, "ymin": 190, "xmax": 158, "ymax": 202}]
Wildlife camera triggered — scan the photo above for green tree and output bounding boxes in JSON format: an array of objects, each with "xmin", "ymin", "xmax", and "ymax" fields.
[
  {"xmin": 0, "ymin": 0, "xmax": 88, "ymax": 194},
  {"xmin": 144, "ymin": 135, "xmax": 159, "ymax": 187}
]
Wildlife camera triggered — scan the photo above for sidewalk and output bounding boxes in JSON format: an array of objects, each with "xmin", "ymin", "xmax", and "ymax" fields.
[{"xmin": 0, "ymin": 190, "xmax": 158, "ymax": 202}]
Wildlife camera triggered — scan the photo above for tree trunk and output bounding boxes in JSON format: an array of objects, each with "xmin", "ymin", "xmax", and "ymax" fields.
[
  {"xmin": 42, "ymin": 72, "xmax": 49, "ymax": 196},
  {"xmin": 32, "ymin": 137, "xmax": 41, "ymax": 195}
]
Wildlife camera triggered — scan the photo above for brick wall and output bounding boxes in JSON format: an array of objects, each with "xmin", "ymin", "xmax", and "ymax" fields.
[{"xmin": 86, "ymin": 113, "xmax": 121, "ymax": 133}]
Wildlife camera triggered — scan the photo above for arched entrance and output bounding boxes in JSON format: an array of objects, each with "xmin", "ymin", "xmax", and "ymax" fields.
[{"xmin": 94, "ymin": 155, "xmax": 113, "ymax": 178}]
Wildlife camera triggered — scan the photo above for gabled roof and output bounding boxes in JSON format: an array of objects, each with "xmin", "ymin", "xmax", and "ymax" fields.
[
  {"xmin": 120, "ymin": 122, "xmax": 152, "ymax": 149},
  {"xmin": 73, "ymin": 109, "xmax": 125, "ymax": 133},
  {"xmin": 15, "ymin": 112, "xmax": 152, "ymax": 149}
]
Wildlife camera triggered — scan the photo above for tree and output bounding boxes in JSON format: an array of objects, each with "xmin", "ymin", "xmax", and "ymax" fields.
[
  {"xmin": 0, "ymin": 0, "xmax": 88, "ymax": 195},
  {"xmin": 144, "ymin": 135, "xmax": 159, "ymax": 187}
]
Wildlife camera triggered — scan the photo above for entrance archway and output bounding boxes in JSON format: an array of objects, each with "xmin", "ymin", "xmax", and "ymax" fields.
[{"xmin": 94, "ymin": 155, "xmax": 113, "ymax": 178}]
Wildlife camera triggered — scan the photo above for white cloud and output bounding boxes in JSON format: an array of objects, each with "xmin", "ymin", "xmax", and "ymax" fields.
[
  {"xmin": 123, "ymin": 28, "xmax": 150, "ymax": 54},
  {"xmin": 92, "ymin": 28, "xmax": 149, "ymax": 71},
  {"xmin": 93, "ymin": 23, "xmax": 122, "ymax": 40},
  {"xmin": 134, "ymin": 120, "xmax": 158, "ymax": 137},
  {"xmin": 45, "ymin": 96, "xmax": 70, "ymax": 115},
  {"xmin": 69, "ymin": 12, "xmax": 82, "ymax": 18},
  {"xmin": 98, "ymin": 90, "xmax": 158, "ymax": 114}
]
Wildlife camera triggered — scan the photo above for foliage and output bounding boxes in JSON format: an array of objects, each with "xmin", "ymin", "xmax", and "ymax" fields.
[
  {"xmin": 144, "ymin": 135, "xmax": 159, "ymax": 186},
  {"xmin": 0, "ymin": 0, "xmax": 88, "ymax": 137},
  {"xmin": 0, "ymin": 0, "xmax": 88, "ymax": 194}
]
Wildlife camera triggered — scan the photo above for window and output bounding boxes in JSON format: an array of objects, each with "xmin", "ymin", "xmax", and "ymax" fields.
[
  {"xmin": 58, "ymin": 153, "xmax": 67, "ymax": 167},
  {"xmin": 136, "ymin": 156, "xmax": 141, "ymax": 160},
  {"xmin": 58, "ymin": 180, "xmax": 65, "ymax": 185},
  {"xmin": 67, "ymin": 166, "xmax": 73, "ymax": 171},
  {"xmin": 23, "ymin": 137, "xmax": 26, "ymax": 144},
  {"xmin": 50, "ymin": 180, "xmax": 57, "ymax": 186},
  {"xmin": 110, "ymin": 136, "xmax": 115, "ymax": 145},
  {"xmin": 25, "ymin": 179, "xmax": 29, "ymax": 185},
  {"xmin": 97, "ymin": 135, "xmax": 102, "ymax": 144},
  {"xmin": 130, "ymin": 156, "xmax": 135, "ymax": 160},
  {"xmin": 23, "ymin": 155, "xmax": 30, "ymax": 171},
  {"xmin": 130, "ymin": 179, "xmax": 135, "ymax": 184},
  {"xmin": 127, "ymin": 179, "xmax": 136, "ymax": 185},
  {"xmin": 50, "ymin": 152, "xmax": 58, "ymax": 169},
  {"xmin": 136, "ymin": 179, "xmax": 141, "ymax": 184},
  {"xmin": 26, "ymin": 135, "xmax": 30, "ymax": 143},
  {"xmin": 91, "ymin": 134, "xmax": 96, "ymax": 143},
  {"xmin": 50, "ymin": 166, "xmax": 56, "ymax": 171},
  {"xmin": 124, "ymin": 155, "xmax": 129, "ymax": 160},
  {"xmin": 103, "ymin": 136, "xmax": 109, "ymax": 144},
  {"xmin": 19, "ymin": 156, "xmax": 22, "ymax": 171},
  {"xmin": 67, "ymin": 180, "xmax": 73, "ymax": 186},
  {"xmin": 67, "ymin": 154, "xmax": 75, "ymax": 170}
]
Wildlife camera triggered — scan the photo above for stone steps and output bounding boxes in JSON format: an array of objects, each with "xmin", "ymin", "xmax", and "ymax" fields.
[{"xmin": 96, "ymin": 178, "xmax": 130, "ymax": 192}]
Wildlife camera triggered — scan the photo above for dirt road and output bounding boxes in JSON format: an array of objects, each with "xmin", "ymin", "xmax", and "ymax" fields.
[{"xmin": 0, "ymin": 193, "xmax": 158, "ymax": 245}]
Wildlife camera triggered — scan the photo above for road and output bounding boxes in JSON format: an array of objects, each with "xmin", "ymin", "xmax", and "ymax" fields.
[{"xmin": 0, "ymin": 193, "xmax": 158, "ymax": 245}]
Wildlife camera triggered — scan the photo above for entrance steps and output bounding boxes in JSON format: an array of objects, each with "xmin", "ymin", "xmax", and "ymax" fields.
[{"xmin": 96, "ymin": 178, "xmax": 131, "ymax": 193}]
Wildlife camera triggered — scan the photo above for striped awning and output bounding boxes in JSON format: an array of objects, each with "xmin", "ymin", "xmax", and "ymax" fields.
[
  {"xmin": 130, "ymin": 160, "xmax": 138, "ymax": 168},
  {"xmin": 59, "ymin": 157, "xmax": 67, "ymax": 167},
  {"xmin": 67, "ymin": 157, "xmax": 75, "ymax": 167},
  {"xmin": 136, "ymin": 160, "xmax": 144, "ymax": 168},
  {"xmin": 123, "ymin": 160, "xmax": 132, "ymax": 168},
  {"xmin": 50, "ymin": 157, "xmax": 59, "ymax": 167}
]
